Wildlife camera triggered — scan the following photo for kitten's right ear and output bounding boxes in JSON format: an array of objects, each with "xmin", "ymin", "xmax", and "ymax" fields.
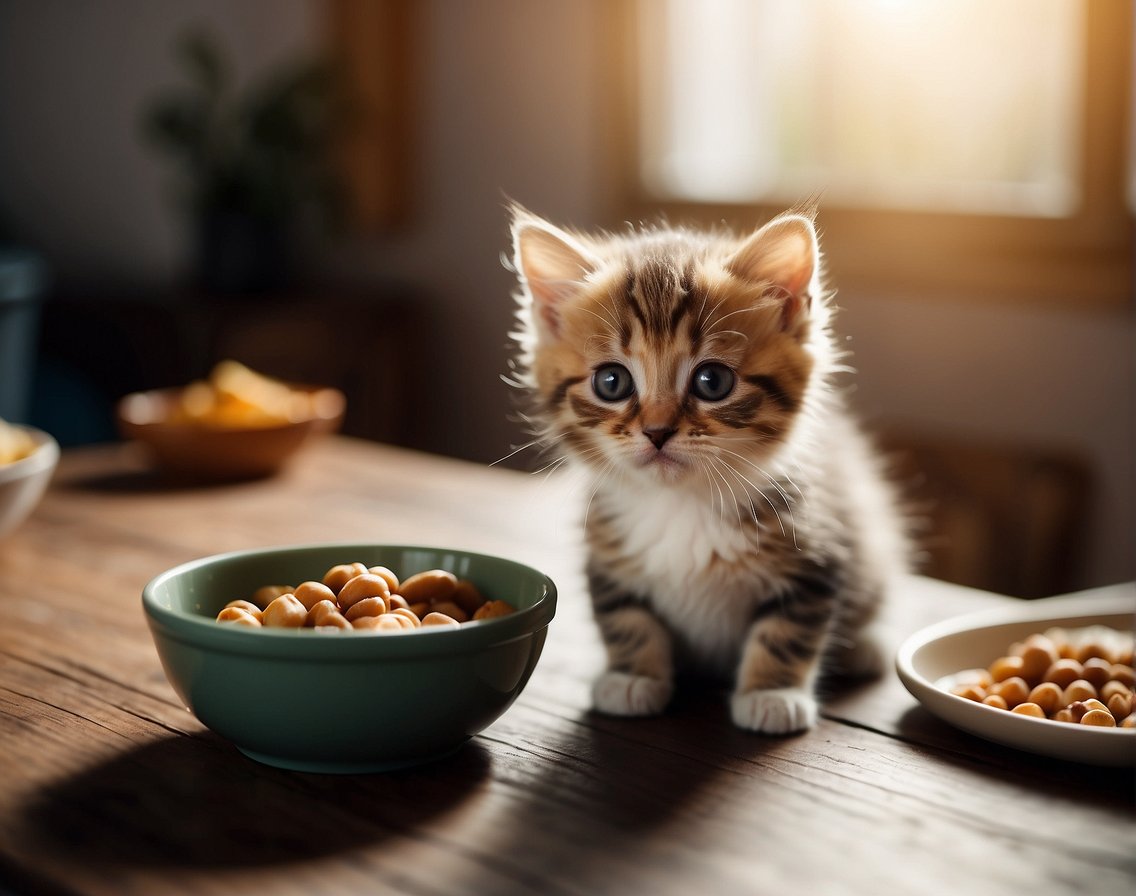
[{"xmin": 511, "ymin": 207, "xmax": 599, "ymax": 341}]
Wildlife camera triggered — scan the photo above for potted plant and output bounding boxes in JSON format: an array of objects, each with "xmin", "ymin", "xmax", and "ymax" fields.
[{"xmin": 143, "ymin": 30, "xmax": 341, "ymax": 295}]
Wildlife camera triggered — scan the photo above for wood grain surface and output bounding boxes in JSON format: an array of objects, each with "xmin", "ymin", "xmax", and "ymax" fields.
[{"xmin": 1, "ymin": 436, "xmax": 1132, "ymax": 896}]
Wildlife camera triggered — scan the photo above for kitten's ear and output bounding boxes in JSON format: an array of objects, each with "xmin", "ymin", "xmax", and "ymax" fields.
[
  {"xmin": 727, "ymin": 214, "xmax": 819, "ymax": 330},
  {"xmin": 511, "ymin": 208, "xmax": 600, "ymax": 341}
]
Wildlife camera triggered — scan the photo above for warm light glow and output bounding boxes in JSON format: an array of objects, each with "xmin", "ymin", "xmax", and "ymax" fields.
[{"xmin": 638, "ymin": 0, "xmax": 1083, "ymax": 216}]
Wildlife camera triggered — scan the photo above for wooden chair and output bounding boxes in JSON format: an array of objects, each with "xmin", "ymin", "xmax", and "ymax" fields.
[{"xmin": 878, "ymin": 432, "xmax": 1093, "ymax": 599}]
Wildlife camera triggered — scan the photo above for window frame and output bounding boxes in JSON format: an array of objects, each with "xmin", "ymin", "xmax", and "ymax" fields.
[{"xmin": 599, "ymin": 0, "xmax": 1133, "ymax": 308}]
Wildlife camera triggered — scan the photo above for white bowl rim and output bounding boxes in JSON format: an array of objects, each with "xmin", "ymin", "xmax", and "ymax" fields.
[
  {"xmin": 895, "ymin": 590, "xmax": 1136, "ymax": 765},
  {"xmin": 0, "ymin": 425, "xmax": 60, "ymax": 485}
]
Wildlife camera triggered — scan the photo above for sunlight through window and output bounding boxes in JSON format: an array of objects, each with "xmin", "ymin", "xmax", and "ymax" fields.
[{"xmin": 638, "ymin": 0, "xmax": 1083, "ymax": 217}]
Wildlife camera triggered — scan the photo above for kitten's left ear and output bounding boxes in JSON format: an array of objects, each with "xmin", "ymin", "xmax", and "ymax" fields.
[
  {"xmin": 726, "ymin": 214, "xmax": 819, "ymax": 331},
  {"xmin": 511, "ymin": 207, "xmax": 600, "ymax": 342}
]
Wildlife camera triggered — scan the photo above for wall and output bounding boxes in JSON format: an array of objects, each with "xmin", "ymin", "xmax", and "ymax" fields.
[{"xmin": 0, "ymin": 1, "xmax": 1131, "ymax": 590}]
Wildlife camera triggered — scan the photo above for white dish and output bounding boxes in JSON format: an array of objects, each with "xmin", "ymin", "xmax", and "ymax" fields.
[
  {"xmin": 895, "ymin": 590, "xmax": 1136, "ymax": 766},
  {"xmin": 0, "ymin": 426, "xmax": 59, "ymax": 539}
]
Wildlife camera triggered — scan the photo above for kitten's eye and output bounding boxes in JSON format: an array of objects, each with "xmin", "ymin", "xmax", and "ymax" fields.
[
  {"xmin": 592, "ymin": 364, "xmax": 635, "ymax": 402},
  {"xmin": 691, "ymin": 363, "xmax": 736, "ymax": 401}
]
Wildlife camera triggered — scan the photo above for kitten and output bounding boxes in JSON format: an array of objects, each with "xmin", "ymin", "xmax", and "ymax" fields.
[{"xmin": 507, "ymin": 205, "xmax": 909, "ymax": 734}]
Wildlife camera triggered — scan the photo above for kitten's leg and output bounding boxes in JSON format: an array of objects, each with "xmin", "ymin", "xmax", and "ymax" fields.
[
  {"xmin": 731, "ymin": 564, "xmax": 838, "ymax": 734},
  {"xmin": 592, "ymin": 606, "xmax": 674, "ymax": 715},
  {"xmin": 825, "ymin": 619, "xmax": 886, "ymax": 679},
  {"xmin": 589, "ymin": 582, "xmax": 674, "ymax": 716}
]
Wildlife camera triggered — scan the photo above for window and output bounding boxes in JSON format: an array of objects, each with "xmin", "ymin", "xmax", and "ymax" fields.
[{"xmin": 608, "ymin": 0, "xmax": 1133, "ymax": 305}]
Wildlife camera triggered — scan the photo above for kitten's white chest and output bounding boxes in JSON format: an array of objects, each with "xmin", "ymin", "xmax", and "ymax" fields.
[
  {"xmin": 611, "ymin": 484, "xmax": 748, "ymax": 585},
  {"xmin": 594, "ymin": 480, "xmax": 779, "ymax": 666}
]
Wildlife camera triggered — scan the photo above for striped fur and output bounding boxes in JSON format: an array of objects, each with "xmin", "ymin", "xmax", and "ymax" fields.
[{"xmin": 508, "ymin": 206, "xmax": 910, "ymax": 734}]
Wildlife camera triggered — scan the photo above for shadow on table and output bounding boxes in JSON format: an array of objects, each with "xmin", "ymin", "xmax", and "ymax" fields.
[
  {"xmin": 20, "ymin": 732, "xmax": 491, "ymax": 869},
  {"xmin": 451, "ymin": 681, "xmax": 823, "ymax": 892},
  {"xmin": 57, "ymin": 467, "xmax": 267, "ymax": 495}
]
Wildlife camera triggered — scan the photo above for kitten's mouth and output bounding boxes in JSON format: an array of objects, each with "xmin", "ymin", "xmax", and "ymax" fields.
[{"xmin": 636, "ymin": 445, "xmax": 688, "ymax": 477}]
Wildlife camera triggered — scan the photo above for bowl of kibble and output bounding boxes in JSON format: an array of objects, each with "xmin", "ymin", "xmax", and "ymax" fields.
[
  {"xmin": 897, "ymin": 591, "xmax": 1135, "ymax": 766},
  {"xmin": 0, "ymin": 418, "xmax": 59, "ymax": 539},
  {"xmin": 142, "ymin": 543, "xmax": 557, "ymax": 772},
  {"xmin": 117, "ymin": 360, "xmax": 345, "ymax": 480}
]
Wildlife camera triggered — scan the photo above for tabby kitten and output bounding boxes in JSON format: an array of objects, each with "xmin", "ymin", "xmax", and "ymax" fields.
[{"xmin": 508, "ymin": 205, "xmax": 909, "ymax": 734}]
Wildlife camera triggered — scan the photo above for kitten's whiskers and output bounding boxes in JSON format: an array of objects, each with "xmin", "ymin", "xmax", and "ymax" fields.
[{"xmin": 715, "ymin": 447, "xmax": 796, "ymax": 544}]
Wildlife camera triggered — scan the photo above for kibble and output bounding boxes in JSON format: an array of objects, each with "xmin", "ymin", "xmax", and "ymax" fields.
[
  {"xmin": 215, "ymin": 560, "xmax": 517, "ymax": 634},
  {"xmin": 293, "ymin": 581, "xmax": 337, "ymax": 611},
  {"xmin": 217, "ymin": 606, "xmax": 262, "ymax": 627},
  {"xmin": 261, "ymin": 594, "xmax": 307, "ymax": 628},
  {"xmin": 947, "ymin": 624, "xmax": 1135, "ymax": 731}
]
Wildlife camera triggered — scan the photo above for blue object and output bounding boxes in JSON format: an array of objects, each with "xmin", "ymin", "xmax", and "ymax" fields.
[{"xmin": 0, "ymin": 248, "xmax": 47, "ymax": 423}]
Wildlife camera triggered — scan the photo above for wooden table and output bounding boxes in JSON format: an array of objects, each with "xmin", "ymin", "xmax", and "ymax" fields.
[{"xmin": 1, "ymin": 436, "xmax": 1133, "ymax": 895}]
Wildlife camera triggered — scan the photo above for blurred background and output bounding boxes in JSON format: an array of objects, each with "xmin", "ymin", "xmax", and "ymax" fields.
[{"xmin": 0, "ymin": 0, "xmax": 1131, "ymax": 598}]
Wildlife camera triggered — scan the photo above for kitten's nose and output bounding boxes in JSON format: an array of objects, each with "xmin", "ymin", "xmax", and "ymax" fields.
[{"xmin": 643, "ymin": 425, "xmax": 677, "ymax": 450}]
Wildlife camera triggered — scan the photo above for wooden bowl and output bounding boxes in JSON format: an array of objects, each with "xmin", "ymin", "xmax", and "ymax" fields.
[{"xmin": 116, "ymin": 385, "xmax": 345, "ymax": 481}]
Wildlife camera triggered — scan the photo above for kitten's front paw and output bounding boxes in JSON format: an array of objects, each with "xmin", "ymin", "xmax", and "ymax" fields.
[
  {"xmin": 730, "ymin": 687, "xmax": 818, "ymax": 734},
  {"xmin": 592, "ymin": 671, "xmax": 673, "ymax": 717}
]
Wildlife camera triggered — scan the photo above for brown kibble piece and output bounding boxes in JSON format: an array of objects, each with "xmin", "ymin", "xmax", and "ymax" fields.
[
  {"xmin": 389, "ymin": 607, "xmax": 422, "ymax": 628},
  {"xmin": 1100, "ymin": 680, "xmax": 1131, "ymax": 702},
  {"xmin": 262, "ymin": 594, "xmax": 307, "ymax": 628},
  {"xmin": 1074, "ymin": 640, "xmax": 1114, "ymax": 665},
  {"xmin": 1080, "ymin": 657, "xmax": 1113, "ymax": 689},
  {"xmin": 1042, "ymin": 658, "xmax": 1083, "ymax": 689},
  {"xmin": 367, "ymin": 566, "xmax": 400, "ymax": 593},
  {"xmin": 429, "ymin": 600, "xmax": 470, "ymax": 623},
  {"xmin": 352, "ymin": 614, "xmax": 405, "ymax": 632},
  {"xmin": 953, "ymin": 668, "xmax": 993, "ymax": 689},
  {"xmin": 1111, "ymin": 664, "xmax": 1135, "ymax": 688},
  {"xmin": 217, "ymin": 606, "xmax": 262, "ymax": 626},
  {"xmin": 321, "ymin": 562, "xmax": 369, "ymax": 595},
  {"xmin": 250, "ymin": 584, "xmax": 293, "ymax": 609},
  {"xmin": 1062, "ymin": 679, "xmax": 1097, "ymax": 705},
  {"xmin": 1026, "ymin": 682, "xmax": 1063, "ymax": 716},
  {"xmin": 344, "ymin": 596, "xmax": 389, "ymax": 621},
  {"xmin": 451, "ymin": 579, "xmax": 487, "ymax": 614},
  {"xmin": 304, "ymin": 599, "xmax": 342, "ymax": 627},
  {"xmin": 1067, "ymin": 700, "xmax": 1094, "ymax": 722},
  {"xmin": 1016, "ymin": 644, "xmax": 1056, "ymax": 684},
  {"xmin": 223, "ymin": 599, "xmax": 263, "ymax": 620},
  {"xmin": 337, "ymin": 574, "xmax": 392, "ymax": 610},
  {"xmin": 312, "ymin": 612, "xmax": 351, "ymax": 630},
  {"xmin": 397, "ymin": 569, "xmax": 459, "ymax": 605},
  {"xmin": 1106, "ymin": 692, "xmax": 1132, "ymax": 722},
  {"xmin": 473, "ymin": 599, "xmax": 517, "ymax": 621},
  {"xmin": 293, "ymin": 580, "xmax": 338, "ymax": 611},
  {"xmin": 990, "ymin": 676, "xmax": 1030, "ymax": 708},
  {"xmin": 421, "ymin": 611, "xmax": 461, "ymax": 629},
  {"xmin": 386, "ymin": 593, "xmax": 411, "ymax": 612},
  {"xmin": 951, "ymin": 684, "xmax": 986, "ymax": 702},
  {"xmin": 988, "ymin": 655, "xmax": 1025, "ymax": 683},
  {"xmin": 1080, "ymin": 708, "xmax": 1117, "ymax": 727}
]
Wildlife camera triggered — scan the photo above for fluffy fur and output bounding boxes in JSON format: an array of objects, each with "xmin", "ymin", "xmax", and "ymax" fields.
[{"xmin": 507, "ymin": 204, "xmax": 909, "ymax": 734}]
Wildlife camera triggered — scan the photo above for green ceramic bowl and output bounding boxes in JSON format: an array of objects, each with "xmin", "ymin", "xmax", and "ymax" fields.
[{"xmin": 142, "ymin": 543, "xmax": 556, "ymax": 773}]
